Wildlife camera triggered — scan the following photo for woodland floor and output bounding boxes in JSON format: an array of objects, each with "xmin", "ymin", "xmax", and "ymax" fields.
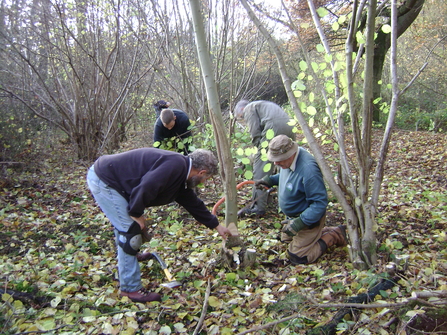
[{"xmin": 1, "ymin": 129, "xmax": 447, "ymax": 335}]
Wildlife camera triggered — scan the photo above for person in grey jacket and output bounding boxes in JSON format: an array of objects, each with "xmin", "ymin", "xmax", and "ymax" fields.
[
  {"xmin": 234, "ymin": 100, "xmax": 294, "ymax": 217},
  {"xmin": 87, "ymin": 148, "xmax": 231, "ymax": 303}
]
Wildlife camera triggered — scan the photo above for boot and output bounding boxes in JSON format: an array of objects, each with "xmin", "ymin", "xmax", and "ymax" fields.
[
  {"xmin": 237, "ymin": 206, "xmax": 265, "ymax": 218},
  {"xmin": 320, "ymin": 225, "xmax": 348, "ymax": 248},
  {"xmin": 120, "ymin": 288, "xmax": 162, "ymax": 303},
  {"xmin": 136, "ymin": 252, "xmax": 154, "ymax": 262}
]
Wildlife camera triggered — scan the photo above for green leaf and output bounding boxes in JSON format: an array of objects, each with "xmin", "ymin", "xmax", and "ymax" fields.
[
  {"xmin": 316, "ymin": 44, "xmax": 324, "ymax": 53},
  {"xmin": 244, "ymin": 148, "xmax": 253, "ymax": 156},
  {"xmin": 307, "ymin": 106, "xmax": 317, "ymax": 116},
  {"xmin": 317, "ymin": 7, "xmax": 329, "ymax": 17},
  {"xmin": 266, "ymin": 129, "xmax": 275, "ymax": 140},
  {"xmin": 226, "ymin": 273, "xmax": 237, "ymax": 281},
  {"xmin": 263, "ymin": 163, "xmax": 272, "ymax": 173},
  {"xmin": 194, "ymin": 280, "xmax": 206, "ymax": 288},
  {"xmin": 299, "ymin": 60, "xmax": 308, "ymax": 71},
  {"xmin": 356, "ymin": 31, "xmax": 365, "ymax": 44},
  {"xmin": 301, "ymin": 22, "xmax": 309, "ymax": 29},
  {"xmin": 244, "ymin": 171, "xmax": 253, "ymax": 180},
  {"xmin": 332, "ymin": 22, "xmax": 339, "ymax": 32},
  {"xmin": 381, "ymin": 24, "xmax": 391, "ymax": 34},
  {"xmin": 292, "ymin": 80, "xmax": 306, "ymax": 91}
]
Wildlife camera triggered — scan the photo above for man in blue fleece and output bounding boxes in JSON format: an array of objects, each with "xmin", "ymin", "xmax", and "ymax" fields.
[
  {"xmin": 87, "ymin": 148, "xmax": 231, "ymax": 302},
  {"xmin": 256, "ymin": 135, "xmax": 347, "ymax": 265}
]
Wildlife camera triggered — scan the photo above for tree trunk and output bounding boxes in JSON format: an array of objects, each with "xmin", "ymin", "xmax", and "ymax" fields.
[{"xmin": 189, "ymin": 0, "xmax": 239, "ymax": 229}]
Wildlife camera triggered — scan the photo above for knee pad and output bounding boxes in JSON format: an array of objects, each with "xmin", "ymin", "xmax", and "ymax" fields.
[{"xmin": 117, "ymin": 221, "xmax": 142, "ymax": 256}]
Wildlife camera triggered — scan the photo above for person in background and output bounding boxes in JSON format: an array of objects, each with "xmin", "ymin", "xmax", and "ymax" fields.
[
  {"xmin": 87, "ymin": 148, "xmax": 231, "ymax": 303},
  {"xmin": 234, "ymin": 100, "xmax": 294, "ymax": 217},
  {"xmin": 153, "ymin": 109, "xmax": 192, "ymax": 155},
  {"xmin": 255, "ymin": 135, "xmax": 347, "ymax": 265},
  {"xmin": 153, "ymin": 100, "xmax": 171, "ymax": 118}
]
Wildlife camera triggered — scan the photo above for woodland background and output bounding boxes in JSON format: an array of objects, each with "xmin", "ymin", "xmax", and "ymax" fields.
[{"xmin": 1, "ymin": 0, "xmax": 447, "ymax": 334}]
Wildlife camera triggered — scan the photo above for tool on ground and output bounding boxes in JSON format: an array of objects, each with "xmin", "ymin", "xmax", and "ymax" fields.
[{"xmin": 151, "ymin": 252, "xmax": 182, "ymax": 288}]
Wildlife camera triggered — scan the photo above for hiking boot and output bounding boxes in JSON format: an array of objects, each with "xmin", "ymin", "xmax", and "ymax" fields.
[
  {"xmin": 120, "ymin": 288, "xmax": 162, "ymax": 303},
  {"xmin": 136, "ymin": 252, "xmax": 154, "ymax": 262},
  {"xmin": 237, "ymin": 207, "xmax": 266, "ymax": 218},
  {"xmin": 320, "ymin": 225, "xmax": 348, "ymax": 248}
]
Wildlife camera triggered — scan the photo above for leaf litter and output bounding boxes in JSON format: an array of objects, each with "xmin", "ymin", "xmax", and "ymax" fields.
[{"xmin": 0, "ymin": 129, "xmax": 446, "ymax": 334}]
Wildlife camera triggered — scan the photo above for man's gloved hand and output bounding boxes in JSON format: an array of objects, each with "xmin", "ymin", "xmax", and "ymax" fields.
[
  {"xmin": 282, "ymin": 217, "xmax": 306, "ymax": 237},
  {"xmin": 254, "ymin": 176, "xmax": 273, "ymax": 190}
]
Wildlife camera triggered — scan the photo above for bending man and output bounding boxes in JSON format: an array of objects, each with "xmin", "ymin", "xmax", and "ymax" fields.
[
  {"xmin": 234, "ymin": 100, "xmax": 294, "ymax": 217},
  {"xmin": 154, "ymin": 109, "xmax": 192, "ymax": 155},
  {"xmin": 87, "ymin": 148, "xmax": 231, "ymax": 303}
]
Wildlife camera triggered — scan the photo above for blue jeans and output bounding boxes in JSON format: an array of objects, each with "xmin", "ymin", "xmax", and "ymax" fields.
[{"xmin": 86, "ymin": 165, "xmax": 142, "ymax": 292}]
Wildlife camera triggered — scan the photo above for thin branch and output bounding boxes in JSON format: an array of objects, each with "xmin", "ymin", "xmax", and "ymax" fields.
[
  {"xmin": 399, "ymin": 35, "xmax": 447, "ymax": 97},
  {"xmin": 193, "ymin": 278, "xmax": 211, "ymax": 335},
  {"xmin": 236, "ymin": 291, "xmax": 447, "ymax": 335},
  {"xmin": 235, "ymin": 312, "xmax": 304, "ymax": 335}
]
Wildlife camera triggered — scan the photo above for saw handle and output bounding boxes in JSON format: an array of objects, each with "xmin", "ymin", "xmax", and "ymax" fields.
[{"xmin": 151, "ymin": 252, "xmax": 176, "ymax": 281}]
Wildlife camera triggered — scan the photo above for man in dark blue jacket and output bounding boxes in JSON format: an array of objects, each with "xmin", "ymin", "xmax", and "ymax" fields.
[
  {"xmin": 87, "ymin": 148, "xmax": 231, "ymax": 303},
  {"xmin": 153, "ymin": 109, "xmax": 192, "ymax": 155}
]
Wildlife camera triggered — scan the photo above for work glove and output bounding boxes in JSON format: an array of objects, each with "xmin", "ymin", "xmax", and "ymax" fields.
[
  {"xmin": 281, "ymin": 217, "xmax": 306, "ymax": 237},
  {"xmin": 254, "ymin": 176, "xmax": 274, "ymax": 190}
]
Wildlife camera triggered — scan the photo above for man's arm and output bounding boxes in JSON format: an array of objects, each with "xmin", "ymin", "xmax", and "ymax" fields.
[
  {"xmin": 244, "ymin": 105, "xmax": 262, "ymax": 147},
  {"xmin": 153, "ymin": 121, "xmax": 164, "ymax": 143},
  {"xmin": 300, "ymin": 174, "xmax": 328, "ymax": 225},
  {"xmin": 175, "ymin": 188, "xmax": 219, "ymax": 229}
]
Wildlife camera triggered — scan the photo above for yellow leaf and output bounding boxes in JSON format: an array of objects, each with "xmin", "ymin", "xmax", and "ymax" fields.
[
  {"xmin": 2, "ymin": 293, "xmax": 13, "ymax": 302},
  {"xmin": 65, "ymin": 243, "xmax": 74, "ymax": 251},
  {"xmin": 37, "ymin": 317, "xmax": 56, "ymax": 331},
  {"xmin": 208, "ymin": 296, "xmax": 221, "ymax": 308}
]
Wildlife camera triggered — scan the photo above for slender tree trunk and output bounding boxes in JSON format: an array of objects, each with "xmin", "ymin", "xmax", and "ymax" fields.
[{"xmin": 189, "ymin": 0, "xmax": 238, "ymax": 227}]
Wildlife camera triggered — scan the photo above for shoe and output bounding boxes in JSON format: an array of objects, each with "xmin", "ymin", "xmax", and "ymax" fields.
[
  {"xmin": 320, "ymin": 225, "xmax": 348, "ymax": 248},
  {"xmin": 237, "ymin": 207, "xmax": 266, "ymax": 218},
  {"xmin": 120, "ymin": 288, "xmax": 162, "ymax": 303},
  {"xmin": 136, "ymin": 252, "xmax": 154, "ymax": 262}
]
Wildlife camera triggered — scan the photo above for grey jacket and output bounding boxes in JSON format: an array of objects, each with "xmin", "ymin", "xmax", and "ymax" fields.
[{"xmin": 243, "ymin": 101, "xmax": 294, "ymax": 147}]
